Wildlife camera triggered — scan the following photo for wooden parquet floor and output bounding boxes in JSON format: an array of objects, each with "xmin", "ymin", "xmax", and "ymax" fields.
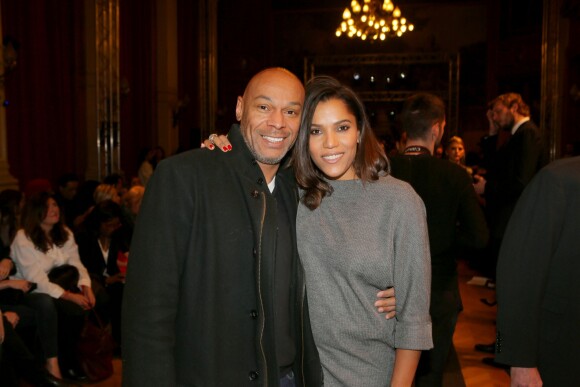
[
  {"xmin": 454, "ymin": 260, "xmax": 510, "ymax": 387},
  {"xmin": 86, "ymin": 260, "xmax": 512, "ymax": 387}
]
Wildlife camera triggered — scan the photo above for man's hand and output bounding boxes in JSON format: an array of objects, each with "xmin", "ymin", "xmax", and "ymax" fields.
[
  {"xmin": 510, "ymin": 366, "xmax": 543, "ymax": 387},
  {"xmin": 375, "ymin": 287, "xmax": 396, "ymax": 319},
  {"xmin": 487, "ymin": 109, "xmax": 499, "ymax": 136}
]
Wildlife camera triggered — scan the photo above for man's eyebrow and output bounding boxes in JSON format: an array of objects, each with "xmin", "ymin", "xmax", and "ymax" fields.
[{"xmin": 254, "ymin": 95, "xmax": 302, "ymax": 107}]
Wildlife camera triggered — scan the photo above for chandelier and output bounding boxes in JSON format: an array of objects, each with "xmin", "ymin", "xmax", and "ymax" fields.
[{"xmin": 335, "ymin": 0, "xmax": 414, "ymax": 42}]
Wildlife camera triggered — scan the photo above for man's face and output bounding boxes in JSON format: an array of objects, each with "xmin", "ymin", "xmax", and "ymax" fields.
[
  {"xmin": 491, "ymin": 101, "xmax": 515, "ymax": 131},
  {"xmin": 236, "ymin": 69, "xmax": 304, "ymax": 167},
  {"xmin": 59, "ymin": 181, "xmax": 78, "ymax": 200}
]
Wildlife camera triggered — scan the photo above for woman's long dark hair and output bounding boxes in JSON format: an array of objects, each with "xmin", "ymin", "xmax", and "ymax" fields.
[
  {"xmin": 0, "ymin": 189, "xmax": 23, "ymax": 243},
  {"xmin": 22, "ymin": 192, "xmax": 68, "ymax": 253},
  {"xmin": 291, "ymin": 75, "xmax": 389, "ymax": 210}
]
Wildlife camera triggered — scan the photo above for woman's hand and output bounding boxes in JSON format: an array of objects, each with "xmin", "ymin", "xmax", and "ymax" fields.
[
  {"xmin": 8, "ymin": 279, "xmax": 35, "ymax": 293},
  {"xmin": 202, "ymin": 134, "xmax": 231, "ymax": 151},
  {"xmin": 62, "ymin": 291, "xmax": 91, "ymax": 310},
  {"xmin": 0, "ymin": 258, "xmax": 12, "ymax": 280},
  {"xmin": 82, "ymin": 285, "xmax": 96, "ymax": 308},
  {"xmin": 3, "ymin": 311, "xmax": 20, "ymax": 328},
  {"xmin": 105, "ymin": 273, "xmax": 126, "ymax": 285}
]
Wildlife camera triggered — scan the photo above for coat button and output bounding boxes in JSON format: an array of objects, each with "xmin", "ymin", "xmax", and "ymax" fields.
[
  {"xmin": 251, "ymin": 190, "xmax": 259, "ymax": 198},
  {"xmin": 253, "ymin": 248, "xmax": 257, "ymax": 256},
  {"xmin": 248, "ymin": 371, "xmax": 259, "ymax": 380},
  {"xmin": 249, "ymin": 310, "xmax": 258, "ymax": 319},
  {"xmin": 257, "ymin": 177, "xmax": 264, "ymax": 185}
]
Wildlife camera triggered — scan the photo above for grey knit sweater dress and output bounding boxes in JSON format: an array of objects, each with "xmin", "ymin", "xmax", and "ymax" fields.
[{"xmin": 297, "ymin": 175, "xmax": 433, "ymax": 386}]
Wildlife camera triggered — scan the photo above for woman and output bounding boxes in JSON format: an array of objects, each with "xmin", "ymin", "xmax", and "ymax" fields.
[
  {"xmin": 444, "ymin": 136, "xmax": 473, "ymax": 174},
  {"xmin": 207, "ymin": 76, "xmax": 432, "ymax": 386},
  {"xmin": 76, "ymin": 199, "xmax": 126, "ymax": 344},
  {"xmin": 10, "ymin": 192, "xmax": 96, "ymax": 380},
  {"xmin": 291, "ymin": 76, "xmax": 432, "ymax": 386}
]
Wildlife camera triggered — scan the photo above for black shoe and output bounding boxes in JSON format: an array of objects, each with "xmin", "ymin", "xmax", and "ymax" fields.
[
  {"xmin": 474, "ymin": 342, "xmax": 495, "ymax": 354},
  {"xmin": 480, "ymin": 298, "xmax": 497, "ymax": 306},
  {"xmin": 63, "ymin": 367, "xmax": 88, "ymax": 382},
  {"xmin": 482, "ymin": 357, "xmax": 509, "ymax": 371},
  {"xmin": 41, "ymin": 372, "xmax": 81, "ymax": 387}
]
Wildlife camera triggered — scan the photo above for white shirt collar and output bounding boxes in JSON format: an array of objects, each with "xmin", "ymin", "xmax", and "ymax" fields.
[
  {"xmin": 267, "ymin": 176, "xmax": 276, "ymax": 193},
  {"xmin": 512, "ymin": 116, "xmax": 530, "ymax": 135}
]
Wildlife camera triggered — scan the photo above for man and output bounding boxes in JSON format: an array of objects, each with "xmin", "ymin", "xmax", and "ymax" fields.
[
  {"xmin": 495, "ymin": 156, "xmax": 580, "ymax": 386},
  {"xmin": 54, "ymin": 173, "xmax": 79, "ymax": 229},
  {"xmin": 122, "ymin": 68, "xmax": 393, "ymax": 386},
  {"xmin": 475, "ymin": 93, "xmax": 545, "ymax": 359},
  {"xmin": 479, "ymin": 92, "xmax": 544, "ymax": 280},
  {"xmin": 390, "ymin": 93, "xmax": 489, "ymax": 386}
]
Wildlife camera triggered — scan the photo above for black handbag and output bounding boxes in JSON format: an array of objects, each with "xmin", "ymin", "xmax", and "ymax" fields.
[{"xmin": 47, "ymin": 264, "xmax": 79, "ymax": 291}]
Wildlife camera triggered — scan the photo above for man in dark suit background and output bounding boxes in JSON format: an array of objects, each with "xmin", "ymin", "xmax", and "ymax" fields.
[
  {"xmin": 495, "ymin": 156, "xmax": 580, "ymax": 386},
  {"xmin": 479, "ymin": 92, "xmax": 544, "ymax": 281}
]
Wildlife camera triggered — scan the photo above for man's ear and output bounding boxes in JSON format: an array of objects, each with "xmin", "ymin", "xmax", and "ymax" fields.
[{"xmin": 235, "ymin": 96, "xmax": 243, "ymax": 122}]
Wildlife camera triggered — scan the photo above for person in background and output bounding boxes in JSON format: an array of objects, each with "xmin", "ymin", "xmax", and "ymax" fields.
[
  {"xmin": 11, "ymin": 192, "xmax": 96, "ymax": 382},
  {"xmin": 137, "ymin": 148, "xmax": 156, "ymax": 187},
  {"xmin": 390, "ymin": 93, "xmax": 489, "ymax": 386},
  {"xmin": 76, "ymin": 200, "xmax": 125, "ymax": 346},
  {"xmin": 445, "ymin": 136, "xmax": 472, "ymax": 174},
  {"xmin": 54, "ymin": 173, "xmax": 80, "ymax": 230},
  {"xmin": 475, "ymin": 93, "xmax": 544, "ymax": 362}
]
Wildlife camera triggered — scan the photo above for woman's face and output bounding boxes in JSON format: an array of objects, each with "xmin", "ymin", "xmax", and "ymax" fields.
[
  {"xmin": 308, "ymin": 98, "xmax": 360, "ymax": 181},
  {"xmin": 446, "ymin": 142, "xmax": 465, "ymax": 164},
  {"xmin": 100, "ymin": 217, "xmax": 121, "ymax": 237},
  {"xmin": 41, "ymin": 198, "xmax": 60, "ymax": 229}
]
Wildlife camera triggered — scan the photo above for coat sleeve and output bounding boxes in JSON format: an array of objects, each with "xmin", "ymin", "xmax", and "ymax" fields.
[
  {"xmin": 495, "ymin": 168, "xmax": 564, "ymax": 366},
  {"xmin": 121, "ymin": 157, "xmax": 195, "ymax": 386}
]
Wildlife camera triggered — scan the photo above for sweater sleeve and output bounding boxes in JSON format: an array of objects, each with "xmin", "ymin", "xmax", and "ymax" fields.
[{"xmin": 392, "ymin": 189, "xmax": 433, "ymax": 350}]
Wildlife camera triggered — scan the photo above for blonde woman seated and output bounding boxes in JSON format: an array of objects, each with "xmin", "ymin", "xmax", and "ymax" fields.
[{"xmin": 11, "ymin": 192, "xmax": 97, "ymax": 381}]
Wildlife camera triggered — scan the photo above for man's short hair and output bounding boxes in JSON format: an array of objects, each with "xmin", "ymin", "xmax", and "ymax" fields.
[
  {"xmin": 400, "ymin": 93, "xmax": 446, "ymax": 139},
  {"xmin": 488, "ymin": 92, "xmax": 530, "ymax": 117},
  {"xmin": 57, "ymin": 173, "xmax": 79, "ymax": 188}
]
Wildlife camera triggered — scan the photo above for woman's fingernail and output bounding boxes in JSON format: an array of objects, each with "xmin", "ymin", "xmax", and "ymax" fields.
[
  {"xmin": 227, "ymin": 145, "xmax": 232, "ymax": 150},
  {"xmin": 222, "ymin": 146, "xmax": 228, "ymax": 151},
  {"xmin": 208, "ymin": 144, "xmax": 214, "ymax": 150}
]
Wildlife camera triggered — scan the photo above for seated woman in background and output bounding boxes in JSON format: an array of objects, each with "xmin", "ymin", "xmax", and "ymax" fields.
[
  {"xmin": 10, "ymin": 192, "xmax": 96, "ymax": 381},
  {"xmin": 76, "ymin": 200, "xmax": 126, "ymax": 345}
]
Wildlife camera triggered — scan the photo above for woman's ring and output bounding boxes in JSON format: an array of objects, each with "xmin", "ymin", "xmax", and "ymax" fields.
[{"xmin": 208, "ymin": 134, "xmax": 218, "ymax": 143}]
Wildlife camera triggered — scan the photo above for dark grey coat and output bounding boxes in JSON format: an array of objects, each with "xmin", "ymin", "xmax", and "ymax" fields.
[
  {"xmin": 496, "ymin": 156, "xmax": 580, "ymax": 386},
  {"xmin": 122, "ymin": 125, "xmax": 322, "ymax": 386}
]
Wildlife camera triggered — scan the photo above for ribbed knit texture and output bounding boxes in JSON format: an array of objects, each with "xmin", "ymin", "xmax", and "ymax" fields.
[{"xmin": 297, "ymin": 175, "xmax": 433, "ymax": 386}]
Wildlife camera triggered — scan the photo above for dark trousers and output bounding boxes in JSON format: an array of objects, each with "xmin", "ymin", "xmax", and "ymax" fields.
[{"xmin": 415, "ymin": 286, "xmax": 461, "ymax": 387}]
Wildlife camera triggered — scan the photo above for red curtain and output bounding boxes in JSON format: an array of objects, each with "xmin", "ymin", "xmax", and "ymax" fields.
[
  {"xmin": 2, "ymin": 0, "xmax": 86, "ymax": 190},
  {"xmin": 1, "ymin": 0, "xmax": 158, "ymax": 188}
]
